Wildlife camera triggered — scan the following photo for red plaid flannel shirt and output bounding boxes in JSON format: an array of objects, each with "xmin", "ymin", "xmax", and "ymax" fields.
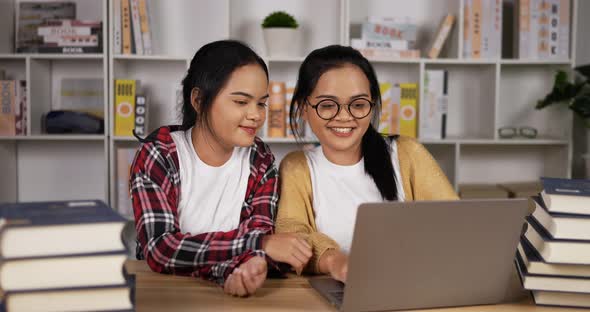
[{"xmin": 130, "ymin": 126, "xmax": 280, "ymax": 285}]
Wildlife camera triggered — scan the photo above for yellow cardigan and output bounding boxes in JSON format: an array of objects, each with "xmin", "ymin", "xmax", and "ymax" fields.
[{"xmin": 275, "ymin": 136, "xmax": 459, "ymax": 273}]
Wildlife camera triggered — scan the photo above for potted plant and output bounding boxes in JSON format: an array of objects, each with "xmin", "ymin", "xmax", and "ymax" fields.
[
  {"xmin": 261, "ymin": 11, "xmax": 300, "ymax": 57},
  {"xmin": 537, "ymin": 64, "xmax": 590, "ymax": 177}
]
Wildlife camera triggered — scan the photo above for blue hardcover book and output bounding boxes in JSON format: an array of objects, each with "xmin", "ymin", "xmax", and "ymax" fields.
[
  {"xmin": 0, "ymin": 200, "xmax": 126, "ymax": 259},
  {"xmin": 540, "ymin": 177, "xmax": 590, "ymax": 215}
]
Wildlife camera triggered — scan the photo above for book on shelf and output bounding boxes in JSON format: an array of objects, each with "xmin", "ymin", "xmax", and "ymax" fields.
[
  {"xmin": 428, "ymin": 14, "xmax": 455, "ymax": 59},
  {"xmin": 134, "ymin": 94, "xmax": 148, "ymax": 137},
  {"xmin": 267, "ymin": 81, "xmax": 286, "ymax": 138},
  {"xmin": 540, "ymin": 177, "xmax": 590, "ymax": 215},
  {"xmin": 420, "ymin": 69, "xmax": 448, "ymax": 140},
  {"xmin": 117, "ymin": 147, "xmax": 137, "ymax": 218},
  {"xmin": 0, "ymin": 80, "xmax": 17, "ymax": 136},
  {"xmin": 378, "ymin": 81, "xmax": 394, "ymax": 135},
  {"xmin": 138, "ymin": 0, "xmax": 153, "ymax": 55},
  {"xmin": 458, "ymin": 183, "xmax": 509, "ymax": 199},
  {"xmin": 0, "ymin": 200, "xmax": 126, "ymax": 259},
  {"xmin": 531, "ymin": 195, "xmax": 590, "ymax": 240},
  {"xmin": 515, "ymin": 0, "xmax": 570, "ymax": 59},
  {"xmin": 35, "ymin": 19, "xmax": 102, "ymax": 54},
  {"xmin": 515, "ymin": 251, "xmax": 590, "ymax": 293},
  {"xmin": 16, "ymin": 1, "xmax": 76, "ymax": 53},
  {"xmin": 1, "ymin": 283, "xmax": 135, "ymax": 312},
  {"xmin": 285, "ymin": 80, "xmax": 298, "ymax": 138},
  {"xmin": 517, "ymin": 238, "xmax": 590, "ymax": 278},
  {"xmin": 58, "ymin": 78, "xmax": 104, "ymax": 118},
  {"xmin": 121, "ymin": 0, "xmax": 132, "ymax": 54},
  {"xmin": 356, "ymin": 48, "xmax": 421, "ymax": 60},
  {"xmin": 15, "ymin": 80, "xmax": 27, "ymax": 136},
  {"xmin": 497, "ymin": 181, "xmax": 543, "ymax": 198},
  {"xmin": 0, "ymin": 251, "xmax": 128, "ymax": 291},
  {"xmin": 114, "ymin": 79, "xmax": 138, "ymax": 137},
  {"xmin": 524, "ymin": 216, "xmax": 590, "ymax": 265},
  {"xmin": 463, "ymin": 0, "xmax": 502, "ymax": 59},
  {"xmin": 362, "ymin": 17, "xmax": 418, "ymax": 48},
  {"xmin": 399, "ymin": 83, "xmax": 418, "ymax": 138},
  {"xmin": 350, "ymin": 38, "xmax": 409, "ymax": 51},
  {"xmin": 129, "ymin": 0, "xmax": 143, "ymax": 55},
  {"xmin": 0, "ymin": 80, "xmax": 27, "ymax": 136}
]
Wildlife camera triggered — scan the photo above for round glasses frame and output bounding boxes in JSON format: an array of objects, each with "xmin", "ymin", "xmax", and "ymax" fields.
[{"xmin": 305, "ymin": 98, "xmax": 375, "ymax": 120}]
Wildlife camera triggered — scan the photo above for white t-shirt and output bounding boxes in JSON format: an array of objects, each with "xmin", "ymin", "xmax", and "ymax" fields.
[
  {"xmin": 171, "ymin": 129, "xmax": 251, "ymax": 235},
  {"xmin": 306, "ymin": 141, "xmax": 405, "ymax": 253}
]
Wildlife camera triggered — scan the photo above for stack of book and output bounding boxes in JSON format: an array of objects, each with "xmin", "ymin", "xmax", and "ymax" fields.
[
  {"xmin": 16, "ymin": 2, "xmax": 103, "ymax": 54},
  {"xmin": 517, "ymin": 177, "xmax": 590, "ymax": 308},
  {"xmin": 0, "ymin": 200, "xmax": 134, "ymax": 311},
  {"xmin": 0, "ymin": 80, "xmax": 27, "ymax": 136},
  {"xmin": 113, "ymin": 0, "xmax": 153, "ymax": 55},
  {"xmin": 351, "ymin": 16, "xmax": 420, "ymax": 60}
]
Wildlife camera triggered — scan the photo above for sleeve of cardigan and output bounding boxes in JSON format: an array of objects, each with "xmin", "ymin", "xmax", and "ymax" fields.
[
  {"xmin": 400, "ymin": 137, "xmax": 459, "ymax": 201},
  {"xmin": 275, "ymin": 152, "xmax": 340, "ymax": 274}
]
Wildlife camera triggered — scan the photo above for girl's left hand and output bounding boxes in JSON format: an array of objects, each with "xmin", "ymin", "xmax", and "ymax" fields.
[{"xmin": 223, "ymin": 256, "xmax": 268, "ymax": 297}]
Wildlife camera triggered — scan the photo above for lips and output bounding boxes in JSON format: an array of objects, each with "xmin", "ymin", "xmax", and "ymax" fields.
[
  {"xmin": 328, "ymin": 127, "xmax": 354, "ymax": 137},
  {"xmin": 239, "ymin": 126, "xmax": 257, "ymax": 135}
]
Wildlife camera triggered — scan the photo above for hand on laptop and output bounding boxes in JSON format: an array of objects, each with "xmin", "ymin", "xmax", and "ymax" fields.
[
  {"xmin": 320, "ymin": 249, "xmax": 349, "ymax": 283},
  {"xmin": 224, "ymin": 256, "xmax": 267, "ymax": 297},
  {"xmin": 262, "ymin": 233, "xmax": 312, "ymax": 274}
]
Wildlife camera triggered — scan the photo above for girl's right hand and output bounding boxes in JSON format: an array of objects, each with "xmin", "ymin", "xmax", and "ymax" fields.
[
  {"xmin": 320, "ymin": 249, "xmax": 348, "ymax": 283},
  {"xmin": 262, "ymin": 233, "xmax": 312, "ymax": 274}
]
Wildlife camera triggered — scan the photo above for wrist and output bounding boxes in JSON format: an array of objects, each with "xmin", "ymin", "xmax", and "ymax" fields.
[{"xmin": 319, "ymin": 249, "xmax": 338, "ymax": 274}]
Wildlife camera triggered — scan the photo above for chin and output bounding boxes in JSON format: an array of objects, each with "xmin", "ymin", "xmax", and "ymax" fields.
[{"xmin": 235, "ymin": 137, "xmax": 256, "ymax": 147}]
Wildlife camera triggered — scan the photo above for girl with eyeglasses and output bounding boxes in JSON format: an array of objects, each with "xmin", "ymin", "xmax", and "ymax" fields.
[
  {"xmin": 130, "ymin": 40, "xmax": 311, "ymax": 297},
  {"xmin": 276, "ymin": 45, "xmax": 458, "ymax": 283}
]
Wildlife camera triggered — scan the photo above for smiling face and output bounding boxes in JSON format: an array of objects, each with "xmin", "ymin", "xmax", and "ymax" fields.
[
  {"xmin": 304, "ymin": 64, "xmax": 374, "ymax": 164},
  {"xmin": 198, "ymin": 64, "xmax": 269, "ymax": 149}
]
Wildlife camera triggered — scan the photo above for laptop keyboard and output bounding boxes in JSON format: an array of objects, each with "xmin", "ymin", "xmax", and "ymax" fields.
[{"xmin": 329, "ymin": 290, "xmax": 345, "ymax": 303}]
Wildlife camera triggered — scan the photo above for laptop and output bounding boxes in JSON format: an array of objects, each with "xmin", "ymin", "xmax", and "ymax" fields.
[{"xmin": 309, "ymin": 199, "xmax": 529, "ymax": 312}]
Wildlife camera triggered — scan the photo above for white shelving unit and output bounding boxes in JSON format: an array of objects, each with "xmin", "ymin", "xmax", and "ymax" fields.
[
  {"xmin": 0, "ymin": 0, "xmax": 108, "ymax": 203},
  {"xmin": 0, "ymin": 0, "xmax": 580, "ymax": 216}
]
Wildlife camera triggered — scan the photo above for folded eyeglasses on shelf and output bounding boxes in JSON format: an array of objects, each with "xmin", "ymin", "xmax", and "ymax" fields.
[{"xmin": 497, "ymin": 126, "xmax": 538, "ymax": 139}]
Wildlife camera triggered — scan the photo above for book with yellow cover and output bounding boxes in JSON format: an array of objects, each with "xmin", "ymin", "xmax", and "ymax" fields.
[
  {"xmin": 114, "ymin": 79, "xmax": 137, "ymax": 136},
  {"xmin": 399, "ymin": 83, "xmax": 417, "ymax": 138},
  {"xmin": 378, "ymin": 82, "xmax": 393, "ymax": 134}
]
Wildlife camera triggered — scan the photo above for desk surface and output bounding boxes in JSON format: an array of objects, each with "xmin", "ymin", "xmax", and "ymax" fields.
[{"xmin": 126, "ymin": 260, "xmax": 587, "ymax": 312}]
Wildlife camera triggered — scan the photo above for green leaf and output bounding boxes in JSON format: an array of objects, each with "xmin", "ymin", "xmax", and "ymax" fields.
[{"xmin": 262, "ymin": 11, "xmax": 298, "ymax": 28}]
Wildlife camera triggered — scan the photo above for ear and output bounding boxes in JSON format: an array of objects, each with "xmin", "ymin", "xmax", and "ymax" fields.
[
  {"xmin": 190, "ymin": 88, "xmax": 200, "ymax": 113},
  {"xmin": 300, "ymin": 102, "xmax": 308, "ymax": 122}
]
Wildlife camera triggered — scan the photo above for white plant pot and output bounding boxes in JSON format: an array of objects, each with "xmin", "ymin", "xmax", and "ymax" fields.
[{"xmin": 262, "ymin": 28, "xmax": 300, "ymax": 57}]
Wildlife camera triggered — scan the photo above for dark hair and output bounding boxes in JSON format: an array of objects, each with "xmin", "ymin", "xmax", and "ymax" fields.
[
  {"xmin": 180, "ymin": 40, "xmax": 269, "ymax": 131},
  {"xmin": 290, "ymin": 45, "xmax": 397, "ymax": 201}
]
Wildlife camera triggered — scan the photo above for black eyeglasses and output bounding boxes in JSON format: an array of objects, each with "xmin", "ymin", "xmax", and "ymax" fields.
[{"xmin": 305, "ymin": 98, "xmax": 374, "ymax": 120}]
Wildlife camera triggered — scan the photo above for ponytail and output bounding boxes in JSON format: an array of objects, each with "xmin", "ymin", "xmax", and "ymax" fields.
[{"xmin": 362, "ymin": 126, "xmax": 397, "ymax": 201}]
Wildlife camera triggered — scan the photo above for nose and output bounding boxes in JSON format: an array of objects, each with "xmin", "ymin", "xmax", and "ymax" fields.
[
  {"xmin": 246, "ymin": 102, "xmax": 262, "ymax": 122},
  {"xmin": 333, "ymin": 104, "xmax": 354, "ymax": 121}
]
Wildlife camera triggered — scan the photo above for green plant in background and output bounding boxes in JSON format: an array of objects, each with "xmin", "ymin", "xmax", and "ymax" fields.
[
  {"xmin": 261, "ymin": 11, "xmax": 298, "ymax": 28},
  {"xmin": 537, "ymin": 64, "xmax": 590, "ymax": 127}
]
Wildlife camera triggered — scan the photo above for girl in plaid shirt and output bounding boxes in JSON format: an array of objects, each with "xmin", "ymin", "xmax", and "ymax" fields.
[{"xmin": 130, "ymin": 40, "xmax": 312, "ymax": 296}]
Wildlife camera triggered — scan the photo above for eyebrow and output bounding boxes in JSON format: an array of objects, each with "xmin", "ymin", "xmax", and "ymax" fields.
[
  {"xmin": 315, "ymin": 93, "xmax": 370, "ymax": 100},
  {"xmin": 230, "ymin": 91, "xmax": 269, "ymax": 100}
]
